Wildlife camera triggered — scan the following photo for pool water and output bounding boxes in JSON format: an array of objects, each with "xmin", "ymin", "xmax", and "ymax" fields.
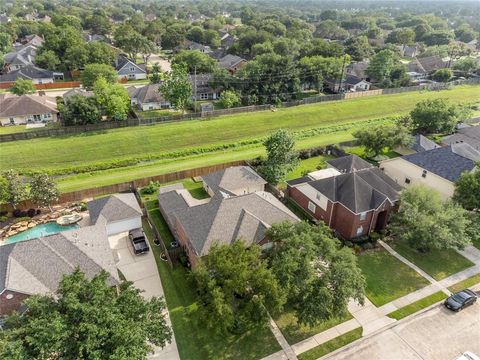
[{"xmin": 6, "ymin": 223, "xmax": 79, "ymax": 244}]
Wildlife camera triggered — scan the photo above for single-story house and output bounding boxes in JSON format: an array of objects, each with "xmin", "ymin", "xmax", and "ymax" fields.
[
  {"xmin": 344, "ymin": 74, "xmax": 371, "ymax": 91},
  {"xmin": 0, "ymin": 65, "xmax": 58, "ymax": 84},
  {"xmin": 380, "ymin": 143, "xmax": 480, "ymax": 199},
  {"xmin": 218, "ymin": 54, "xmax": 247, "ymax": 74},
  {"xmin": 0, "ymin": 95, "xmax": 59, "ymax": 126},
  {"xmin": 395, "ymin": 134, "xmax": 440, "ymax": 155},
  {"xmin": 220, "ymin": 33, "xmax": 236, "ymax": 50},
  {"xmin": 87, "ymin": 193, "xmax": 143, "ymax": 236},
  {"xmin": 190, "ymin": 73, "xmax": 222, "ymax": 100},
  {"xmin": 398, "ymin": 45, "xmax": 418, "ymax": 58},
  {"xmin": 184, "ymin": 41, "xmax": 212, "ymax": 54},
  {"xmin": 115, "ymin": 55, "xmax": 147, "ymax": 81},
  {"xmin": 158, "ymin": 166, "xmax": 299, "ymax": 267},
  {"xmin": 441, "ymin": 126, "xmax": 480, "ymax": 151},
  {"xmin": 3, "ymin": 45, "xmax": 38, "ymax": 72},
  {"xmin": 62, "ymin": 88, "xmax": 94, "ymax": 103},
  {"xmin": 408, "ymin": 55, "xmax": 447, "ymax": 76},
  {"xmin": 128, "ymin": 84, "xmax": 171, "ymax": 111},
  {"xmin": 286, "ymin": 155, "xmax": 402, "ymax": 240}
]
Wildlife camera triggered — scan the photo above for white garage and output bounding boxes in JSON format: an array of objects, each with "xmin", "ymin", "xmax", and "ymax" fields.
[{"xmin": 87, "ymin": 193, "xmax": 143, "ymax": 236}]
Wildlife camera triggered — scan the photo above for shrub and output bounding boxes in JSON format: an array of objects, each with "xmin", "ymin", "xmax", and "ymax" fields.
[
  {"xmin": 0, "ymin": 211, "xmax": 7, "ymax": 216},
  {"xmin": 36, "ymin": 209, "xmax": 41, "ymax": 215},
  {"xmin": 142, "ymin": 181, "xmax": 160, "ymax": 195},
  {"xmin": 12, "ymin": 209, "xmax": 28, "ymax": 218},
  {"xmin": 0, "ymin": 215, "xmax": 8, "ymax": 223},
  {"xmin": 27, "ymin": 208, "xmax": 37, "ymax": 218},
  {"xmin": 344, "ymin": 240, "xmax": 354, "ymax": 248},
  {"xmin": 12, "ymin": 216, "xmax": 31, "ymax": 224},
  {"xmin": 361, "ymin": 242, "xmax": 375, "ymax": 250},
  {"xmin": 80, "ymin": 202, "xmax": 88, "ymax": 211}
]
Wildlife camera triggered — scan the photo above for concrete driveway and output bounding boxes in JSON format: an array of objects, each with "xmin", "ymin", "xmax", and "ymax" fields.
[
  {"xmin": 108, "ymin": 232, "xmax": 180, "ymax": 360},
  {"xmin": 324, "ymin": 300, "xmax": 480, "ymax": 360}
]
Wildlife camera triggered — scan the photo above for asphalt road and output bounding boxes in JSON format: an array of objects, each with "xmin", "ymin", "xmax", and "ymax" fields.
[{"xmin": 324, "ymin": 300, "xmax": 480, "ymax": 360}]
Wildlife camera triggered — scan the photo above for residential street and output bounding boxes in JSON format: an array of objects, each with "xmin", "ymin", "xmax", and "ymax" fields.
[{"xmin": 324, "ymin": 298, "xmax": 480, "ymax": 360}]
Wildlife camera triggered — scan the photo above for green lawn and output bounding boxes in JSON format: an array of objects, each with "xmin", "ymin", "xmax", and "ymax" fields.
[
  {"xmin": 1, "ymin": 85, "xmax": 478, "ymax": 178},
  {"xmin": 448, "ymin": 273, "xmax": 480, "ymax": 293},
  {"xmin": 275, "ymin": 310, "xmax": 352, "ymax": 345},
  {"xmin": 392, "ymin": 240, "xmax": 474, "ymax": 281},
  {"xmin": 142, "ymin": 219, "xmax": 281, "ymax": 360},
  {"xmin": 284, "ymin": 155, "xmax": 334, "ymax": 181},
  {"xmin": 148, "ymin": 209, "xmax": 174, "ymax": 249},
  {"xmin": 357, "ymin": 249, "xmax": 430, "ymax": 306},
  {"xmin": 137, "ymin": 109, "xmax": 184, "ymax": 119},
  {"xmin": 297, "ymin": 328, "xmax": 362, "ymax": 360},
  {"xmin": 0, "ymin": 122, "xmax": 61, "ymax": 135},
  {"xmin": 387, "ymin": 291, "xmax": 448, "ymax": 320}
]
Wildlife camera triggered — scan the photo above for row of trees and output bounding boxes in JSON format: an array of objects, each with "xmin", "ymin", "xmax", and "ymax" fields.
[{"xmin": 0, "ymin": 170, "xmax": 59, "ymax": 210}]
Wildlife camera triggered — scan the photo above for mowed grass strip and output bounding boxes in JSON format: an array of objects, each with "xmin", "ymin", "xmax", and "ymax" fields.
[
  {"xmin": 448, "ymin": 273, "xmax": 480, "ymax": 293},
  {"xmin": 297, "ymin": 328, "xmax": 362, "ymax": 360},
  {"xmin": 387, "ymin": 291, "xmax": 448, "ymax": 320},
  {"xmin": 357, "ymin": 249, "xmax": 430, "ymax": 306},
  {"xmin": 392, "ymin": 240, "xmax": 474, "ymax": 281},
  {"xmin": 142, "ymin": 219, "xmax": 281, "ymax": 360},
  {"xmin": 1, "ymin": 85, "xmax": 478, "ymax": 173}
]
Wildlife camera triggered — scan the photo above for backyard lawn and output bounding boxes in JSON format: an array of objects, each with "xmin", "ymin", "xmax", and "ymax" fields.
[
  {"xmin": 392, "ymin": 240, "xmax": 474, "ymax": 281},
  {"xmin": 357, "ymin": 249, "xmax": 430, "ymax": 306},
  {"xmin": 142, "ymin": 219, "xmax": 281, "ymax": 360},
  {"xmin": 1, "ymin": 85, "xmax": 478, "ymax": 177},
  {"xmin": 284, "ymin": 154, "xmax": 335, "ymax": 181},
  {"xmin": 275, "ymin": 309, "xmax": 352, "ymax": 345}
]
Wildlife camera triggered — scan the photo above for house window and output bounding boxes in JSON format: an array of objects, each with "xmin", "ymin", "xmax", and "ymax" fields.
[
  {"xmin": 307, "ymin": 201, "xmax": 316, "ymax": 213},
  {"xmin": 149, "ymin": 106, "xmax": 153, "ymax": 110},
  {"xmin": 200, "ymin": 93, "xmax": 209, "ymax": 100},
  {"xmin": 356, "ymin": 226, "xmax": 364, "ymax": 236},
  {"xmin": 405, "ymin": 177, "xmax": 411, "ymax": 184},
  {"xmin": 422, "ymin": 170, "xmax": 427, "ymax": 178},
  {"xmin": 9, "ymin": 118, "xmax": 15, "ymax": 124},
  {"xmin": 360, "ymin": 212, "xmax": 367, "ymax": 221},
  {"xmin": 130, "ymin": 67, "xmax": 135, "ymax": 72}
]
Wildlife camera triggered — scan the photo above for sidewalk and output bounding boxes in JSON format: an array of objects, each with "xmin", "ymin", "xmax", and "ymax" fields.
[{"xmin": 269, "ymin": 243, "xmax": 480, "ymax": 358}]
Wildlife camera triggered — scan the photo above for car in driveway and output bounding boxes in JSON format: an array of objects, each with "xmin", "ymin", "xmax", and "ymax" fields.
[
  {"xmin": 128, "ymin": 228, "xmax": 150, "ymax": 255},
  {"xmin": 444, "ymin": 289, "xmax": 477, "ymax": 312},
  {"xmin": 455, "ymin": 352, "xmax": 480, "ymax": 360}
]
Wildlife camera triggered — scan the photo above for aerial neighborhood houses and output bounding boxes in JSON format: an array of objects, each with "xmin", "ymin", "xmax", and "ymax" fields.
[
  {"xmin": 158, "ymin": 166, "xmax": 299, "ymax": 267},
  {"xmin": 0, "ymin": 94, "xmax": 58, "ymax": 126},
  {"xmin": 0, "ymin": 193, "xmax": 142, "ymax": 317},
  {"xmin": 287, "ymin": 155, "xmax": 401, "ymax": 240},
  {"xmin": 407, "ymin": 55, "xmax": 448, "ymax": 80},
  {"xmin": 115, "ymin": 55, "xmax": 147, "ymax": 81},
  {"xmin": 128, "ymin": 84, "xmax": 170, "ymax": 110}
]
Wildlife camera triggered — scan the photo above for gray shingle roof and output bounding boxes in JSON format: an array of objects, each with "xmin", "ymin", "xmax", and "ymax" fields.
[
  {"xmin": 306, "ymin": 167, "xmax": 402, "ymax": 213},
  {"xmin": 0, "ymin": 65, "xmax": 54, "ymax": 82},
  {"xmin": 327, "ymin": 155, "xmax": 373, "ymax": 173},
  {"xmin": 88, "ymin": 193, "xmax": 142, "ymax": 224},
  {"xmin": 218, "ymin": 54, "xmax": 246, "ymax": 70},
  {"xmin": 442, "ymin": 126, "xmax": 480, "ymax": 151},
  {"xmin": 411, "ymin": 134, "xmax": 440, "ymax": 152},
  {"xmin": 131, "ymin": 84, "xmax": 166, "ymax": 104},
  {"xmin": 0, "ymin": 223, "xmax": 118, "ymax": 296},
  {"xmin": 402, "ymin": 143, "xmax": 480, "ymax": 182},
  {"xmin": 202, "ymin": 166, "xmax": 267, "ymax": 195},
  {"xmin": 0, "ymin": 95, "xmax": 57, "ymax": 117}
]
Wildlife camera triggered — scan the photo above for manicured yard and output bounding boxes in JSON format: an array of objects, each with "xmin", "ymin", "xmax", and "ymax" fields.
[
  {"xmin": 148, "ymin": 209, "xmax": 174, "ymax": 249},
  {"xmin": 284, "ymin": 154, "xmax": 335, "ymax": 181},
  {"xmin": 387, "ymin": 291, "xmax": 448, "ymax": 320},
  {"xmin": 357, "ymin": 249, "xmax": 430, "ymax": 306},
  {"xmin": 275, "ymin": 310, "xmax": 352, "ymax": 345},
  {"xmin": 142, "ymin": 219, "xmax": 281, "ymax": 360},
  {"xmin": 448, "ymin": 273, "xmax": 480, "ymax": 293},
  {"xmin": 392, "ymin": 240, "xmax": 474, "ymax": 281},
  {"xmin": 297, "ymin": 328, "xmax": 362, "ymax": 360},
  {"xmin": 2, "ymin": 85, "xmax": 478, "ymax": 176},
  {"xmin": 137, "ymin": 109, "xmax": 183, "ymax": 119}
]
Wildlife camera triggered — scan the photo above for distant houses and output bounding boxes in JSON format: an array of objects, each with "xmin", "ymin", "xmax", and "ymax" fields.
[
  {"xmin": 0, "ymin": 65, "xmax": 58, "ymax": 84},
  {"xmin": 218, "ymin": 54, "xmax": 247, "ymax": 74},
  {"xmin": 0, "ymin": 94, "xmax": 59, "ymax": 126},
  {"xmin": 128, "ymin": 84, "xmax": 171, "ymax": 111},
  {"xmin": 115, "ymin": 55, "xmax": 147, "ymax": 81}
]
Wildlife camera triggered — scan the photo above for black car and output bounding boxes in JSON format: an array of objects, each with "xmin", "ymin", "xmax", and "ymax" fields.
[
  {"xmin": 128, "ymin": 228, "xmax": 150, "ymax": 255},
  {"xmin": 444, "ymin": 289, "xmax": 477, "ymax": 311}
]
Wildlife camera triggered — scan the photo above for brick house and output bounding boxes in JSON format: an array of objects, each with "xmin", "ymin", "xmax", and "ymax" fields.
[
  {"xmin": 286, "ymin": 155, "xmax": 402, "ymax": 240},
  {"xmin": 158, "ymin": 166, "xmax": 299, "ymax": 267}
]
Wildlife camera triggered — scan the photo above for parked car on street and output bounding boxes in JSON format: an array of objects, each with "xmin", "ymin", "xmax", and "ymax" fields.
[
  {"xmin": 454, "ymin": 351, "xmax": 480, "ymax": 360},
  {"xmin": 444, "ymin": 289, "xmax": 477, "ymax": 312},
  {"xmin": 128, "ymin": 228, "xmax": 150, "ymax": 255}
]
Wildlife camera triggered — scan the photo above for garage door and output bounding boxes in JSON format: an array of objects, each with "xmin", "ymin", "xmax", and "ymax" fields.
[{"xmin": 106, "ymin": 217, "xmax": 142, "ymax": 236}]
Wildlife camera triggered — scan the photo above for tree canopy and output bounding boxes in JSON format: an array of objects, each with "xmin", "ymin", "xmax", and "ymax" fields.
[
  {"xmin": 410, "ymin": 99, "xmax": 470, "ymax": 134},
  {"xmin": 160, "ymin": 64, "xmax": 192, "ymax": 112},
  {"xmin": 353, "ymin": 123, "xmax": 413, "ymax": 157},
  {"xmin": 81, "ymin": 63, "xmax": 118, "ymax": 89},
  {"xmin": 0, "ymin": 269, "xmax": 172, "ymax": 359},
  {"xmin": 9, "ymin": 78, "xmax": 36, "ymax": 96},
  {"xmin": 453, "ymin": 166, "xmax": 480, "ymax": 210}
]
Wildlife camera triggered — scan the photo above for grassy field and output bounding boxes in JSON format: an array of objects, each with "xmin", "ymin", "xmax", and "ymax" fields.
[
  {"xmin": 297, "ymin": 328, "xmax": 362, "ymax": 360},
  {"xmin": 142, "ymin": 219, "xmax": 281, "ymax": 360},
  {"xmin": 357, "ymin": 249, "xmax": 430, "ymax": 306},
  {"xmin": 275, "ymin": 310, "xmax": 352, "ymax": 345},
  {"xmin": 1, "ymin": 85, "xmax": 478, "ymax": 173},
  {"xmin": 387, "ymin": 291, "xmax": 447, "ymax": 320},
  {"xmin": 392, "ymin": 240, "xmax": 474, "ymax": 281}
]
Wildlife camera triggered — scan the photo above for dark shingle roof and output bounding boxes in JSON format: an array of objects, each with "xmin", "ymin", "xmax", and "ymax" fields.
[
  {"xmin": 411, "ymin": 134, "xmax": 440, "ymax": 152},
  {"xmin": 0, "ymin": 65, "xmax": 54, "ymax": 82},
  {"xmin": 402, "ymin": 143, "xmax": 480, "ymax": 182},
  {"xmin": 327, "ymin": 155, "xmax": 373, "ymax": 173},
  {"xmin": 442, "ymin": 126, "xmax": 480, "ymax": 151},
  {"xmin": 218, "ymin": 54, "xmax": 246, "ymax": 70},
  {"xmin": 202, "ymin": 166, "xmax": 267, "ymax": 195},
  {"xmin": 132, "ymin": 84, "xmax": 166, "ymax": 104}
]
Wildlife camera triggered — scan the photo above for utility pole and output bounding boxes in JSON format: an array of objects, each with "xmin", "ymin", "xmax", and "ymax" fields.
[
  {"xmin": 337, "ymin": 55, "xmax": 347, "ymax": 93},
  {"xmin": 194, "ymin": 66, "xmax": 197, "ymax": 113}
]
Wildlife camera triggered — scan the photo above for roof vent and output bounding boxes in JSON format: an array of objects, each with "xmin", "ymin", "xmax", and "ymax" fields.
[{"xmin": 6, "ymin": 294, "xmax": 14, "ymax": 300}]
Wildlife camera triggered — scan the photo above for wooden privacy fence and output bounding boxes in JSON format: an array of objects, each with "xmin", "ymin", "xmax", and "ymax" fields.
[
  {"xmin": 0, "ymin": 81, "xmax": 81, "ymax": 90},
  {"xmin": 0, "ymin": 160, "xmax": 246, "ymax": 212}
]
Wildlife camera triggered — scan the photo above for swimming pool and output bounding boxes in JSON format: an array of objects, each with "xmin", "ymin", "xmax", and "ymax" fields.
[{"xmin": 6, "ymin": 223, "xmax": 79, "ymax": 244}]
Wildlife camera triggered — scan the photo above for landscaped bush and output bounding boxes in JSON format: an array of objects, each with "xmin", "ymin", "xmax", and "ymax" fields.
[
  {"xmin": 13, "ymin": 209, "xmax": 28, "ymax": 218},
  {"xmin": 12, "ymin": 216, "xmax": 31, "ymax": 224},
  {"xmin": 0, "ymin": 215, "xmax": 8, "ymax": 223},
  {"xmin": 27, "ymin": 208, "xmax": 36, "ymax": 218},
  {"xmin": 142, "ymin": 181, "xmax": 160, "ymax": 195}
]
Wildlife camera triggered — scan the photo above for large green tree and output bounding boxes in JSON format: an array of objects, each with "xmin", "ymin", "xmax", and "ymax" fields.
[
  {"xmin": 59, "ymin": 95, "xmax": 101, "ymax": 126},
  {"xmin": 432, "ymin": 68, "xmax": 452, "ymax": 82},
  {"xmin": 453, "ymin": 167, "xmax": 480, "ymax": 210},
  {"xmin": 93, "ymin": 77, "xmax": 131, "ymax": 120},
  {"xmin": 267, "ymin": 222, "xmax": 365, "ymax": 327},
  {"xmin": 391, "ymin": 186, "xmax": 471, "ymax": 252},
  {"xmin": 29, "ymin": 173, "xmax": 60, "ymax": 211},
  {"xmin": 81, "ymin": 63, "xmax": 118, "ymax": 89},
  {"xmin": 453, "ymin": 57, "xmax": 478, "ymax": 76},
  {"xmin": 160, "ymin": 64, "xmax": 192, "ymax": 113},
  {"xmin": 193, "ymin": 241, "xmax": 285, "ymax": 333},
  {"xmin": 353, "ymin": 123, "xmax": 413, "ymax": 157},
  {"xmin": 0, "ymin": 270, "xmax": 172, "ymax": 359},
  {"xmin": 9, "ymin": 78, "xmax": 36, "ymax": 96},
  {"xmin": 172, "ymin": 50, "xmax": 218, "ymax": 74},
  {"xmin": 366, "ymin": 49, "xmax": 398, "ymax": 84},
  {"xmin": 410, "ymin": 99, "xmax": 470, "ymax": 134},
  {"xmin": 259, "ymin": 129, "xmax": 299, "ymax": 184},
  {"xmin": 2, "ymin": 169, "xmax": 27, "ymax": 209}
]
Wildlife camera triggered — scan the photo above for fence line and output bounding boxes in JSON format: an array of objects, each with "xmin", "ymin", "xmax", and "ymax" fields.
[
  {"xmin": 1, "ymin": 78, "xmax": 479, "ymax": 143},
  {"xmin": 0, "ymin": 81, "xmax": 81, "ymax": 90}
]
